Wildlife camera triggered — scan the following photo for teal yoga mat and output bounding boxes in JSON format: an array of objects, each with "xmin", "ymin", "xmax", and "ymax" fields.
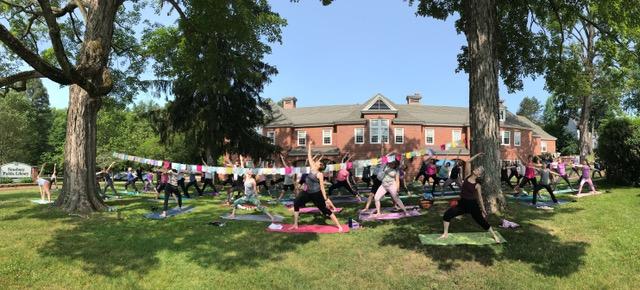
[{"xmin": 419, "ymin": 232, "xmax": 506, "ymax": 245}]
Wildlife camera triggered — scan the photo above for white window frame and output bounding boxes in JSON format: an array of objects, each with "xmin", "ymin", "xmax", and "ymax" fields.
[
  {"xmin": 266, "ymin": 130, "xmax": 275, "ymax": 145},
  {"xmin": 452, "ymin": 130, "xmax": 462, "ymax": 144},
  {"xmin": 499, "ymin": 109, "xmax": 506, "ymax": 122},
  {"xmin": 394, "ymin": 128, "xmax": 404, "ymax": 144},
  {"xmin": 541, "ymin": 141, "xmax": 548, "ymax": 152},
  {"xmin": 501, "ymin": 130, "xmax": 511, "ymax": 145},
  {"xmin": 354, "ymin": 128, "xmax": 364, "ymax": 144},
  {"xmin": 425, "ymin": 128, "xmax": 435, "ymax": 145},
  {"xmin": 369, "ymin": 119, "xmax": 389, "ymax": 144},
  {"xmin": 297, "ymin": 131, "xmax": 307, "ymax": 147},
  {"xmin": 514, "ymin": 131, "xmax": 521, "ymax": 147},
  {"xmin": 322, "ymin": 129, "xmax": 332, "ymax": 145}
]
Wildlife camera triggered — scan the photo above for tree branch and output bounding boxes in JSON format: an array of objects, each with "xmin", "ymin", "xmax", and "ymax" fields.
[
  {"xmin": 37, "ymin": 0, "xmax": 76, "ymax": 80},
  {"xmin": 165, "ymin": 0, "xmax": 188, "ymax": 23},
  {"xmin": 0, "ymin": 70, "xmax": 43, "ymax": 88},
  {"xmin": 0, "ymin": 24, "xmax": 70, "ymax": 85},
  {"xmin": 74, "ymin": 0, "xmax": 89, "ymax": 23}
]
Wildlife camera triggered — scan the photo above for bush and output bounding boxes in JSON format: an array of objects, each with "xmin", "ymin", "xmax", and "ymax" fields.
[
  {"xmin": 596, "ymin": 117, "xmax": 640, "ymax": 185},
  {"xmin": 18, "ymin": 178, "xmax": 33, "ymax": 183},
  {"xmin": 0, "ymin": 178, "xmax": 12, "ymax": 184}
]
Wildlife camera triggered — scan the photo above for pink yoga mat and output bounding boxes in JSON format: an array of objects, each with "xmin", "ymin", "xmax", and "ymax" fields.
[
  {"xmin": 266, "ymin": 224, "xmax": 350, "ymax": 234},
  {"xmin": 287, "ymin": 207, "xmax": 343, "ymax": 214},
  {"xmin": 359, "ymin": 210, "xmax": 423, "ymax": 221}
]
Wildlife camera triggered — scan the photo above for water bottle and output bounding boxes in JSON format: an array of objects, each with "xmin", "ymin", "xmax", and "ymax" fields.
[{"xmin": 348, "ymin": 217, "xmax": 353, "ymax": 228}]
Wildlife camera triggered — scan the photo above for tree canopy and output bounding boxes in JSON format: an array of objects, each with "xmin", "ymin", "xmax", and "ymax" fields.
[{"xmin": 516, "ymin": 96, "xmax": 542, "ymax": 125}]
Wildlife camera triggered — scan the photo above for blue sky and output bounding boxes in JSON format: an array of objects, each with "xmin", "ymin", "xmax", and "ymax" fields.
[{"xmin": 45, "ymin": 0, "xmax": 548, "ymax": 112}]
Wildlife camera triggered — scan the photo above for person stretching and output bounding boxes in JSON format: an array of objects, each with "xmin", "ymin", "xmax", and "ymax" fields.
[
  {"xmin": 532, "ymin": 164, "xmax": 560, "ymax": 205},
  {"xmin": 414, "ymin": 156, "xmax": 429, "ymax": 185},
  {"xmin": 442, "ymin": 150, "xmax": 464, "ymax": 193},
  {"xmin": 575, "ymin": 160, "xmax": 597, "ymax": 195},
  {"xmin": 36, "ymin": 163, "xmax": 52, "ymax": 202},
  {"xmin": 200, "ymin": 162, "xmax": 216, "ymax": 195},
  {"xmin": 292, "ymin": 141, "xmax": 343, "ymax": 232},
  {"xmin": 50, "ymin": 163, "xmax": 58, "ymax": 190},
  {"xmin": 436, "ymin": 159, "xmax": 452, "ymax": 194},
  {"xmin": 363, "ymin": 163, "xmax": 384, "ymax": 212},
  {"xmin": 278, "ymin": 154, "xmax": 297, "ymax": 201},
  {"xmin": 439, "ymin": 152, "xmax": 501, "ymax": 243},
  {"xmin": 424, "ymin": 157, "xmax": 438, "ymax": 192},
  {"xmin": 328, "ymin": 165, "xmax": 361, "ymax": 200},
  {"xmin": 514, "ymin": 155, "xmax": 540, "ymax": 196},
  {"xmin": 101, "ymin": 162, "xmax": 118, "ymax": 197},
  {"xmin": 373, "ymin": 160, "xmax": 409, "ymax": 217},
  {"xmin": 553, "ymin": 157, "xmax": 573, "ymax": 190},
  {"xmin": 160, "ymin": 168, "xmax": 183, "ymax": 218},
  {"xmin": 228, "ymin": 170, "xmax": 275, "ymax": 221},
  {"xmin": 124, "ymin": 167, "xmax": 139, "ymax": 193},
  {"xmin": 185, "ymin": 171, "xmax": 203, "ymax": 197}
]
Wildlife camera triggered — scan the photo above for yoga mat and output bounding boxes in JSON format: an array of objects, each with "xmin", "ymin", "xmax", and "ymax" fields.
[
  {"xmin": 144, "ymin": 205, "xmax": 195, "ymax": 220},
  {"xmin": 330, "ymin": 196, "xmax": 365, "ymax": 204},
  {"xmin": 31, "ymin": 199, "xmax": 53, "ymax": 204},
  {"xmin": 118, "ymin": 191, "xmax": 140, "ymax": 196},
  {"xmin": 553, "ymin": 188, "xmax": 577, "ymax": 194},
  {"xmin": 158, "ymin": 195, "xmax": 192, "ymax": 200},
  {"xmin": 359, "ymin": 206, "xmax": 420, "ymax": 214},
  {"xmin": 266, "ymin": 224, "xmax": 349, "ymax": 234},
  {"xmin": 507, "ymin": 194, "xmax": 552, "ymax": 202},
  {"xmin": 146, "ymin": 198, "xmax": 191, "ymax": 203},
  {"xmin": 576, "ymin": 191, "xmax": 602, "ymax": 198},
  {"xmin": 523, "ymin": 200, "xmax": 571, "ymax": 208},
  {"xmin": 359, "ymin": 210, "xmax": 423, "ymax": 221},
  {"xmin": 221, "ymin": 214, "xmax": 284, "ymax": 222},
  {"xmin": 419, "ymin": 232, "xmax": 506, "ymax": 245},
  {"xmin": 287, "ymin": 207, "xmax": 343, "ymax": 214}
]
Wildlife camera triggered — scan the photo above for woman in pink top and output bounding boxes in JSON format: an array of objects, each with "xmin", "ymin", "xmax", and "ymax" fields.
[
  {"xmin": 553, "ymin": 157, "xmax": 573, "ymax": 190},
  {"xmin": 514, "ymin": 155, "xmax": 540, "ymax": 196},
  {"xmin": 425, "ymin": 157, "xmax": 438, "ymax": 192},
  {"xmin": 574, "ymin": 160, "xmax": 596, "ymax": 195},
  {"xmin": 328, "ymin": 165, "xmax": 361, "ymax": 200}
]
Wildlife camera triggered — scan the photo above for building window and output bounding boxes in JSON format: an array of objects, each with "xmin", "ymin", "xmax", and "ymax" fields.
[
  {"xmin": 369, "ymin": 100, "xmax": 391, "ymax": 110},
  {"xmin": 499, "ymin": 109, "xmax": 506, "ymax": 122},
  {"xmin": 514, "ymin": 131, "xmax": 521, "ymax": 146},
  {"xmin": 501, "ymin": 130, "xmax": 511, "ymax": 145},
  {"xmin": 394, "ymin": 128, "xmax": 404, "ymax": 144},
  {"xmin": 541, "ymin": 141, "xmax": 548, "ymax": 152},
  {"xmin": 354, "ymin": 128, "xmax": 364, "ymax": 144},
  {"xmin": 266, "ymin": 131, "xmax": 275, "ymax": 145},
  {"xmin": 370, "ymin": 119, "xmax": 389, "ymax": 144},
  {"xmin": 425, "ymin": 128, "xmax": 435, "ymax": 145},
  {"xmin": 452, "ymin": 130, "xmax": 462, "ymax": 145},
  {"xmin": 297, "ymin": 131, "xmax": 306, "ymax": 146},
  {"xmin": 322, "ymin": 129, "xmax": 332, "ymax": 145}
]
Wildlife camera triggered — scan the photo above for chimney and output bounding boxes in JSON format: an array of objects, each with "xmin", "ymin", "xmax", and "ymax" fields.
[
  {"xmin": 406, "ymin": 93, "xmax": 422, "ymax": 105},
  {"xmin": 281, "ymin": 96, "xmax": 297, "ymax": 109}
]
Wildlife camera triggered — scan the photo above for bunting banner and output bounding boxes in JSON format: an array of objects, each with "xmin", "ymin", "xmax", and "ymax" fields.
[{"xmin": 111, "ymin": 143, "xmax": 466, "ymax": 176}]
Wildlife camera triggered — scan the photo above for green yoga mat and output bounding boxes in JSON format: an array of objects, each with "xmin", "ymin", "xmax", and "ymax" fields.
[{"xmin": 419, "ymin": 232, "xmax": 506, "ymax": 245}]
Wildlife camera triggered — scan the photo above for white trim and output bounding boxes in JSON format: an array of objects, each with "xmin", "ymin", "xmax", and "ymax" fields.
[
  {"xmin": 499, "ymin": 109, "xmax": 506, "ymax": 122},
  {"xmin": 514, "ymin": 131, "xmax": 521, "ymax": 147},
  {"xmin": 266, "ymin": 130, "xmax": 275, "ymax": 145},
  {"xmin": 369, "ymin": 119, "xmax": 389, "ymax": 144},
  {"xmin": 297, "ymin": 131, "xmax": 307, "ymax": 147},
  {"xmin": 452, "ymin": 129, "xmax": 462, "ymax": 144},
  {"xmin": 322, "ymin": 129, "xmax": 332, "ymax": 145},
  {"xmin": 394, "ymin": 128, "xmax": 404, "ymax": 144},
  {"xmin": 541, "ymin": 141, "xmax": 548, "ymax": 153},
  {"xmin": 362, "ymin": 93, "xmax": 398, "ymax": 111},
  {"xmin": 501, "ymin": 130, "xmax": 511, "ymax": 145},
  {"xmin": 425, "ymin": 128, "xmax": 435, "ymax": 145},
  {"xmin": 354, "ymin": 128, "xmax": 364, "ymax": 144}
]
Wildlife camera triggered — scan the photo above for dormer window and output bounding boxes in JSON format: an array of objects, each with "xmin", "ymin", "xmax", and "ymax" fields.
[
  {"xmin": 370, "ymin": 100, "xmax": 391, "ymax": 110},
  {"xmin": 499, "ymin": 109, "xmax": 506, "ymax": 122}
]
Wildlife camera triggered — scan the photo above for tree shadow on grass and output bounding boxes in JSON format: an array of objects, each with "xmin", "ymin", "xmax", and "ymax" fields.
[
  {"xmin": 32, "ymin": 205, "xmax": 318, "ymax": 277},
  {"xmin": 377, "ymin": 201, "xmax": 588, "ymax": 277}
]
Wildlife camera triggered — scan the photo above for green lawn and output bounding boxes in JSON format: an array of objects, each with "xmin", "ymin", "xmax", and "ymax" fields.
[{"xmin": 1, "ymin": 181, "xmax": 638, "ymax": 289}]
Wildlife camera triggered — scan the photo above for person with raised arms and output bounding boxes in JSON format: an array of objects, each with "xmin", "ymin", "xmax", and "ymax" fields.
[
  {"xmin": 532, "ymin": 163, "xmax": 560, "ymax": 205},
  {"xmin": 277, "ymin": 154, "xmax": 298, "ymax": 201},
  {"xmin": 424, "ymin": 156, "xmax": 439, "ymax": 192},
  {"xmin": 124, "ymin": 167, "xmax": 139, "ymax": 193},
  {"xmin": 442, "ymin": 150, "xmax": 464, "ymax": 193},
  {"xmin": 36, "ymin": 163, "xmax": 52, "ymax": 202},
  {"xmin": 514, "ymin": 155, "xmax": 541, "ymax": 196},
  {"xmin": 328, "ymin": 156, "xmax": 361, "ymax": 201},
  {"xmin": 574, "ymin": 160, "xmax": 597, "ymax": 195},
  {"xmin": 439, "ymin": 152, "xmax": 501, "ymax": 243},
  {"xmin": 200, "ymin": 159, "xmax": 217, "ymax": 195},
  {"xmin": 100, "ymin": 162, "xmax": 118, "ymax": 198},
  {"xmin": 552, "ymin": 157, "xmax": 573, "ymax": 190},
  {"xmin": 227, "ymin": 169, "xmax": 276, "ymax": 221},
  {"xmin": 160, "ymin": 168, "xmax": 183, "ymax": 218},
  {"xmin": 49, "ymin": 163, "xmax": 58, "ymax": 190},
  {"xmin": 291, "ymin": 141, "xmax": 343, "ymax": 232}
]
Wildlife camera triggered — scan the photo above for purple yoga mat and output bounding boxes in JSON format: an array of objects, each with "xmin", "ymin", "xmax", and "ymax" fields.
[
  {"xmin": 266, "ymin": 224, "xmax": 349, "ymax": 234},
  {"xmin": 359, "ymin": 210, "xmax": 423, "ymax": 221}
]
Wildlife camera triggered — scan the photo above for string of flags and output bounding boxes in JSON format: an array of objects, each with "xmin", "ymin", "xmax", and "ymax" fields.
[{"xmin": 111, "ymin": 140, "xmax": 465, "ymax": 176}]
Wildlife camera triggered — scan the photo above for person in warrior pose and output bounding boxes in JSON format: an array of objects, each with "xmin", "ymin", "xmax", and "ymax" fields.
[
  {"xmin": 574, "ymin": 160, "xmax": 597, "ymax": 195},
  {"xmin": 35, "ymin": 163, "xmax": 52, "ymax": 202},
  {"xmin": 228, "ymin": 170, "xmax": 275, "ymax": 221}
]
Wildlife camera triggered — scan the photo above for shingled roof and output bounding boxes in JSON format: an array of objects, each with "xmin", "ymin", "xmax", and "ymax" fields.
[{"xmin": 266, "ymin": 94, "xmax": 555, "ymax": 140}]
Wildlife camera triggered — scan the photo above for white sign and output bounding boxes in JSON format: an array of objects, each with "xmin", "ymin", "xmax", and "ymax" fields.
[{"xmin": 0, "ymin": 162, "xmax": 33, "ymax": 179}]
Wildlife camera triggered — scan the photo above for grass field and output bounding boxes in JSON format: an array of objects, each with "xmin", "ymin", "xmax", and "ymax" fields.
[{"xmin": 0, "ymin": 181, "xmax": 638, "ymax": 289}]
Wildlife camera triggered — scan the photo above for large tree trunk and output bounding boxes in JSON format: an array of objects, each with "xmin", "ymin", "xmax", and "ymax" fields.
[
  {"xmin": 55, "ymin": 85, "xmax": 106, "ymax": 213},
  {"xmin": 54, "ymin": 1, "xmax": 120, "ymax": 214},
  {"xmin": 578, "ymin": 22, "xmax": 596, "ymax": 162},
  {"xmin": 462, "ymin": 0, "xmax": 505, "ymax": 213}
]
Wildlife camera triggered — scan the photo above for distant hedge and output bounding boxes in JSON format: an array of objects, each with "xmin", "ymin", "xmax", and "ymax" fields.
[{"xmin": 596, "ymin": 117, "xmax": 640, "ymax": 185}]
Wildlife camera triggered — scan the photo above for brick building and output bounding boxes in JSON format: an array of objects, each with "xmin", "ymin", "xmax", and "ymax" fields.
[{"xmin": 264, "ymin": 93, "xmax": 556, "ymax": 176}]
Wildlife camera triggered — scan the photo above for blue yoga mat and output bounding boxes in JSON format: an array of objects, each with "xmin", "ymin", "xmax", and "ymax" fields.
[
  {"xmin": 524, "ymin": 200, "xmax": 571, "ymax": 208},
  {"xmin": 145, "ymin": 205, "xmax": 195, "ymax": 220}
]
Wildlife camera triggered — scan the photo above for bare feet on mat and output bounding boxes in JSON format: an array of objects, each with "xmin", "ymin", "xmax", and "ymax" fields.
[
  {"xmin": 290, "ymin": 224, "xmax": 298, "ymax": 230},
  {"xmin": 438, "ymin": 233, "xmax": 448, "ymax": 239}
]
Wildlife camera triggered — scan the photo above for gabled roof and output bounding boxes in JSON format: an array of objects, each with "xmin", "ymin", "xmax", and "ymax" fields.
[
  {"xmin": 516, "ymin": 115, "xmax": 557, "ymax": 140},
  {"xmin": 360, "ymin": 93, "xmax": 398, "ymax": 113}
]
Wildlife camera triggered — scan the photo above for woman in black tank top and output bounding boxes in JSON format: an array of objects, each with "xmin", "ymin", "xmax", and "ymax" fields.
[{"xmin": 439, "ymin": 152, "xmax": 501, "ymax": 243}]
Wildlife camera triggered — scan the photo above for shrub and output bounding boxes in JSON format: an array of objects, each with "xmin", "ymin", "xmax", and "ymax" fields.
[
  {"xmin": 596, "ymin": 117, "xmax": 640, "ymax": 185},
  {"xmin": 0, "ymin": 178, "xmax": 12, "ymax": 184},
  {"xmin": 18, "ymin": 177, "xmax": 33, "ymax": 183}
]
